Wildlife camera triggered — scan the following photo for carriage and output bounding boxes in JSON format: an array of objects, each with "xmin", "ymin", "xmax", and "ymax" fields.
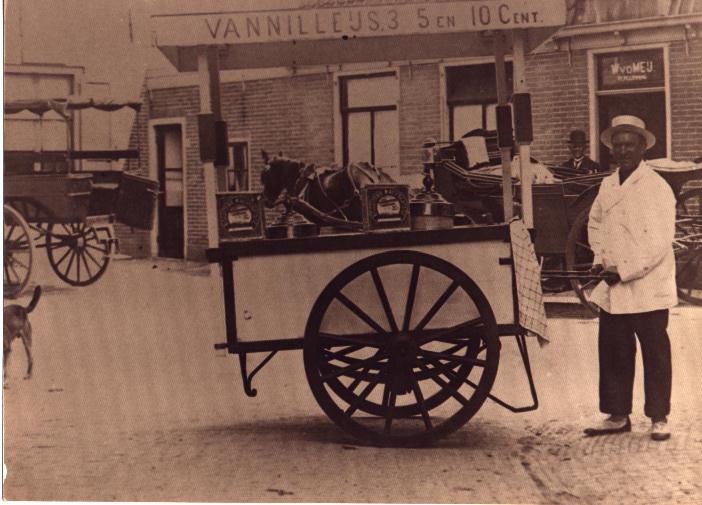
[
  {"xmin": 3, "ymin": 97, "xmax": 158, "ymax": 298},
  {"xmin": 429, "ymin": 134, "xmax": 702, "ymax": 311}
]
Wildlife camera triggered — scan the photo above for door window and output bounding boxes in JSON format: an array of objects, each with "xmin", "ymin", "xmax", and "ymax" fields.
[
  {"xmin": 162, "ymin": 129, "xmax": 183, "ymax": 207},
  {"xmin": 340, "ymin": 72, "xmax": 399, "ymax": 178}
]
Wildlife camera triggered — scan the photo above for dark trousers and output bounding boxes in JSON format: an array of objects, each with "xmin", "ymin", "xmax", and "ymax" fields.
[{"xmin": 598, "ymin": 309, "xmax": 672, "ymax": 420}]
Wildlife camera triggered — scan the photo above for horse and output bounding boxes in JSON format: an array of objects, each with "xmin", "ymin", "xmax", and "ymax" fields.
[{"xmin": 260, "ymin": 151, "xmax": 395, "ymax": 225}]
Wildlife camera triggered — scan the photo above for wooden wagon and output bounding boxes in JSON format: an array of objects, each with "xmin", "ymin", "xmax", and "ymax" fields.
[{"xmin": 3, "ymin": 97, "xmax": 158, "ymax": 298}]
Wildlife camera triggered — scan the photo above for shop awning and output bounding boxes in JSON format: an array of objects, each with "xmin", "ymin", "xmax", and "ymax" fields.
[
  {"xmin": 151, "ymin": 0, "xmax": 567, "ymax": 71},
  {"xmin": 4, "ymin": 96, "xmax": 142, "ymax": 116}
]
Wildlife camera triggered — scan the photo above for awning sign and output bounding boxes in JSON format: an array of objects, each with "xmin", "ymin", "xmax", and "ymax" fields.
[{"xmin": 152, "ymin": 1, "xmax": 566, "ymax": 47}]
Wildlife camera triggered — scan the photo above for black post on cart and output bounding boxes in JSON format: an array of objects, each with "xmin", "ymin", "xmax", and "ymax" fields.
[{"xmin": 150, "ymin": 1, "xmax": 568, "ymax": 446}]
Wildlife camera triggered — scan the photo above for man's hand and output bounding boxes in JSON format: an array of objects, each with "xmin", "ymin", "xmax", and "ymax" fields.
[
  {"xmin": 604, "ymin": 271, "xmax": 621, "ymax": 286},
  {"xmin": 589, "ymin": 264, "xmax": 604, "ymax": 275}
]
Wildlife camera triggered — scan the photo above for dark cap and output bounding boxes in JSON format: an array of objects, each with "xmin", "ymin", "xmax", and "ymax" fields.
[{"xmin": 567, "ymin": 130, "xmax": 588, "ymax": 145}]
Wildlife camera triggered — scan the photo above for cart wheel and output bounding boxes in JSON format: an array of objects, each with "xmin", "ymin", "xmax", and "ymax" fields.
[
  {"xmin": 675, "ymin": 188, "xmax": 702, "ymax": 305},
  {"xmin": 304, "ymin": 250, "xmax": 500, "ymax": 447},
  {"xmin": 564, "ymin": 207, "xmax": 600, "ymax": 316},
  {"xmin": 46, "ymin": 222, "xmax": 110, "ymax": 286},
  {"xmin": 4, "ymin": 205, "xmax": 35, "ymax": 298}
]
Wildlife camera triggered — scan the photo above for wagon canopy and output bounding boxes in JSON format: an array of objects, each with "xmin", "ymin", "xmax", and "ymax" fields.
[{"xmin": 4, "ymin": 96, "xmax": 142, "ymax": 116}]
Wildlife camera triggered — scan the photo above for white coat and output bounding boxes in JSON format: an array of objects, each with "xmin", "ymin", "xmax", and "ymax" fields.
[{"xmin": 588, "ymin": 161, "xmax": 677, "ymax": 314}]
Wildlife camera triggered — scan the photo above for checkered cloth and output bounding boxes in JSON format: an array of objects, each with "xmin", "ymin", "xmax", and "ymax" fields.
[{"xmin": 509, "ymin": 219, "xmax": 549, "ymax": 345}]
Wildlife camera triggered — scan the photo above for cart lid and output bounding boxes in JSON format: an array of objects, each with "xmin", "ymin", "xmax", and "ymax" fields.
[{"xmin": 4, "ymin": 96, "xmax": 142, "ymax": 116}]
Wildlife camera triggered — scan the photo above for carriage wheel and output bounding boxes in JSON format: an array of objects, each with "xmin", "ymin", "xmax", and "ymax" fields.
[
  {"xmin": 304, "ymin": 250, "xmax": 500, "ymax": 447},
  {"xmin": 4, "ymin": 205, "xmax": 35, "ymax": 298},
  {"xmin": 46, "ymin": 222, "xmax": 111, "ymax": 286},
  {"xmin": 564, "ymin": 208, "xmax": 600, "ymax": 316},
  {"xmin": 675, "ymin": 189, "xmax": 702, "ymax": 305}
]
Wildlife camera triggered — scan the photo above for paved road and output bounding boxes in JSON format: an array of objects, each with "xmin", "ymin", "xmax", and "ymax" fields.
[{"xmin": 3, "ymin": 257, "xmax": 701, "ymax": 503}]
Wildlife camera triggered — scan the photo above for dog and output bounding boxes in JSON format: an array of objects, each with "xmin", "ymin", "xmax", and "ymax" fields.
[{"xmin": 3, "ymin": 285, "xmax": 41, "ymax": 387}]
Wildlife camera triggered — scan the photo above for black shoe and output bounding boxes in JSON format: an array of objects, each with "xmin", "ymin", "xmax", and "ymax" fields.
[
  {"xmin": 651, "ymin": 420, "xmax": 671, "ymax": 441},
  {"xmin": 583, "ymin": 416, "xmax": 631, "ymax": 437}
]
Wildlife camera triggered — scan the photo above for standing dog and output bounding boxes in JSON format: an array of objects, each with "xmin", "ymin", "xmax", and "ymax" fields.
[{"xmin": 3, "ymin": 285, "xmax": 41, "ymax": 386}]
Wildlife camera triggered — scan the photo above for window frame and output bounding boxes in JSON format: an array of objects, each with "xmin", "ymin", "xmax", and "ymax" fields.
[
  {"xmin": 334, "ymin": 69, "xmax": 400, "ymax": 171},
  {"xmin": 439, "ymin": 57, "xmax": 513, "ymax": 143}
]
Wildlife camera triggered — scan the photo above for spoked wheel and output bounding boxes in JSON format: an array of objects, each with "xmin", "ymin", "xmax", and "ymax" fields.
[
  {"xmin": 4, "ymin": 204, "xmax": 35, "ymax": 298},
  {"xmin": 565, "ymin": 208, "xmax": 600, "ymax": 316},
  {"xmin": 304, "ymin": 250, "xmax": 500, "ymax": 447},
  {"xmin": 675, "ymin": 189, "xmax": 702, "ymax": 305},
  {"xmin": 5, "ymin": 198, "xmax": 53, "ymax": 241},
  {"xmin": 46, "ymin": 222, "xmax": 111, "ymax": 286}
]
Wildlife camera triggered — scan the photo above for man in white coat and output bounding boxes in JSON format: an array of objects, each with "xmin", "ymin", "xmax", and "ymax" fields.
[{"xmin": 583, "ymin": 115, "xmax": 677, "ymax": 441}]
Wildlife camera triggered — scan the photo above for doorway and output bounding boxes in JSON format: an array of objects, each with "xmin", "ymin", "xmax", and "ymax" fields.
[
  {"xmin": 598, "ymin": 92, "xmax": 667, "ymax": 169},
  {"xmin": 155, "ymin": 124, "xmax": 184, "ymax": 258}
]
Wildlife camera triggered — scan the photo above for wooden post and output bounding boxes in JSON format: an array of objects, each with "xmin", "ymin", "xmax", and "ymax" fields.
[
  {"xmin": 513, "ymin": 29, "xmax": 534, "ymax": 229},
  {"xmin": 493, "ymin": 31, "xmax": 513, "ymax": 222},
  {"xmin": 197, "ymin": 46, "xmax": 222, "ymax": 259}
]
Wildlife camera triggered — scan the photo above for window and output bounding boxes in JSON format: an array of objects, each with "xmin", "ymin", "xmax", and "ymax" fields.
[
  {"xmin": 218, "ymin": 141, "xmax": 250, "ymax": 191},
  {"xmin": 340, "ymin": 72, "xmax": 399, "ymax": 177},
  {"xmin": 595, "ymin": 48, "xmax": 667, "ymax": 169},
  {"xmin": 445, "ymin": 63, "xmax": 513, "ymax": 141}
]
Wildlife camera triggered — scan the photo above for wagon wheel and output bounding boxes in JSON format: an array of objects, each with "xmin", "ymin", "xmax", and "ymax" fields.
[
  {"xmin": 304, "ymin": 250, "xmax": 500, "ymax": 447},
  {"xmin": 564, "ymin": 207, "xmax": 600, "ymax": 316},
  {"xmin": 4, "ymin": 205, "xmax": 35, "ymax": 298},
  {"xmin": 675, "ymin": 188, "xmax": 702, "ymax": 305},
  {"xmin": 46, "ymin": 222, "xmax": 111, "ymax": 286}
]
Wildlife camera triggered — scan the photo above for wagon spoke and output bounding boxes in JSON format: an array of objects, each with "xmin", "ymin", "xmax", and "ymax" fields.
[
  {"xmin": 382, "ymin": 383, "xmax": 397, "ymax": 434},
  {"xmin": 345, "ymin": 379, "xmax": 379, "ymax": 417},
  {"xmin": 62, "ymin": 249, "xmax": 78, "ymax": 280},
  {"xmin": 413, "ymin": 280, "xmax": 459, "ymax": 332},
  {"xmin": 419, "ymin": 348, "xmax": 487, "ymax": 367},
  {"xmin": 416, "ymin": 361, "xmax": 471, "ymax": 407},
  {"xmin": 415, "ymin": 317, "xmax": 484, "ymax": 346},
  {"xmin": 411, "ymin": 378, "xmax": 433, "ymax": 431},
  {"xmin": 52, "ymin": 244, "xmax": 73, "ymax": 269},
  {"xmin": 335, "ymin": 292, "xmax": 387, "ymax": 335},
  {"xmin": 84, "ymin": 242, "xmax": 107, "ymax": 254},
  {"xmin": 576, "ymin": 241, "xmax": 592, "ymax": 251},
  {"xmin": 319, "ymin": 351, "xmax": 387, "ymax": 382},
  {"xmin": 82, "ymin": 247, "xmax": 104, "ymax": 270},
  {"xmin": 319, "ymin": 332, "xmax": 384, "ymax": 348},
  {"xmin": 370, "ymin": 268, "xmax": 398, "ymax": 333},
  {"xmin": 402, "ymin": 264, "xmax": 421, "ymax": 332},
  {"xmin": 79, "ymin": 251, "xmax": 94, "ymax": 279}
]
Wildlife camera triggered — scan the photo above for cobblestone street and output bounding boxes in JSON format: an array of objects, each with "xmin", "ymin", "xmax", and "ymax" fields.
[{"xmin": 3, "ymin": 258, "xmax": 701, "ymax": 503}]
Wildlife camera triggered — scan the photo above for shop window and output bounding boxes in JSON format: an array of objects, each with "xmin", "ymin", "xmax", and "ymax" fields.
[
  {"xmin": 446, "ymin": 63, "xmax": 512, "ymax": 141},
  {"xmin": 340, "ymin": 72, "xmax": 399, "ymax": 177},
  {"xmin": 217, "ymin": 141, "xmax": 250, "ymax": 192},
  {"xmin": 596, "ymin": 48, "xmax": 667, "ymax": 169}
]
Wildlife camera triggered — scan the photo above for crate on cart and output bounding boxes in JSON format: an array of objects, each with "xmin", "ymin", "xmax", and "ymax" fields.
[{"xmin": 115, "ymin": 172, "xmax": 159, "ymax": 230}]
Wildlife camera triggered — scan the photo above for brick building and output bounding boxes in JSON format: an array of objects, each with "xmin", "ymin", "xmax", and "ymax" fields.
[{"xmin": 121, "ymin": 1, "xmax": 702, "ymax": 261}]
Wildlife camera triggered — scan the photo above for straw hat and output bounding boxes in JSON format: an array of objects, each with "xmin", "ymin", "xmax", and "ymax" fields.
[{"xmin": 600, "ymin": 115, "xmax": 656, "ymax": 150}]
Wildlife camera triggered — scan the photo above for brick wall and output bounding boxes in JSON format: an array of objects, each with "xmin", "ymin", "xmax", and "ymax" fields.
[
  {"xmin": 527, "ymin": 50, "xmax": 591, "ymax": 165},
  {"xmin": 399, "ymin": 63, "xmax": 442, "ymax": 177},
  {"xmin": 669, "ymin": 39, "xmax": 702, "ymax": 162},
  {"xmin": 124, "ymin": 39, "xmax": 702, "ymax": 260}
]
